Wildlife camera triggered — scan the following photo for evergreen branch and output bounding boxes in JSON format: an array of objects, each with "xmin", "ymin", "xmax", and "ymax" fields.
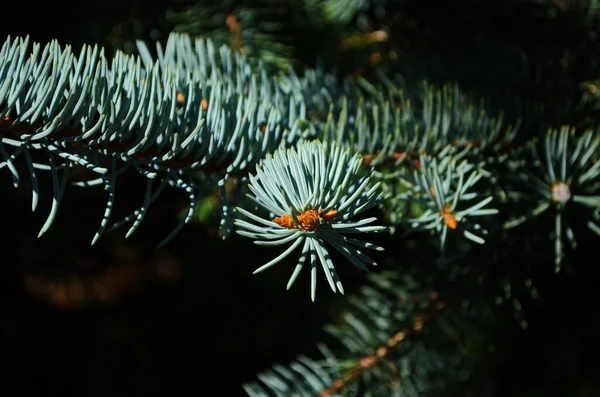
[
  {"xmin": 393, "ymin": 155, "xmax": 498, "ymax": 250},
  {"xmin": 278, "ymin": 64, "xmax": 520, "ymax": 180},
  {"xmin": 503, "ymin": 126, "xmax": 600, "ymax": 271},
  {"xmin": 243, "ymin": 271, "xmax": 473, "ymax": 396},
  {"xmin": 316, "ymin": 298, "xmax": 445, "ymax": 396},
  {"xmin": 167, "ymin": 0, "xmax": 295, "ymax": 70},
  {"xmin": 0, "ymin": 33, "xmax": 306, "ymax": 242},
  {"xmin": 234, "ymin": 140, "xmax": 388, "ymax": 301}
]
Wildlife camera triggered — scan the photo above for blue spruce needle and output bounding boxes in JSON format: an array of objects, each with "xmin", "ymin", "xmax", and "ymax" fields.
[{"xmin": 235, "ymin": 140, "xmax": 388, "ymax": 301}]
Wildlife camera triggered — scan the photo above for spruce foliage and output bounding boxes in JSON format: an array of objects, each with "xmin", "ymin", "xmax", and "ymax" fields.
[{"xmin": 2, "ymin": 0, "xmax": 600, "ymax": 396}]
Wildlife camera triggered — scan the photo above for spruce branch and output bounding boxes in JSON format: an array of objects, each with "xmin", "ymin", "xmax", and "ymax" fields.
[
  {"xmin": 167, "ymin": 0, "xmax": 295, "ymax": 70},
  {"xmin": 280, "ymin": 64, "xmax": 520, "ymax": 175},
  {"xmin": 503, "ymin": 126, "xmax": 600, "ymax": 272},
  {"xmin": 234, "ymin": 140, "xmax": 388, "ymax": 301},
  {"xmin": 0, "ymin": 33, "xmax": 306, "ymax": 243},
  {"xmin": 243, "ymin": 272, "xmax": 472, "ymax": 396},
  {"xmin": 395, "ymin": 155, "xmax": 498, "ymax": 250}
]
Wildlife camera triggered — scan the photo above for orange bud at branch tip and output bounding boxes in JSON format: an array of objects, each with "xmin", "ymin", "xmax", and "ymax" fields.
[
  {"xmin": 296, "ymin": 209, "xmax": 320, "ymax": 232},
  {"xmin": 441, "ymin": 204, "xmax": 458, "ymax": 230},
  {"xmin": 272, "ymin": 209, "xmax": 339, "ymax": 231},
  {"xmin": 320, "ymin": 209, "xmax": 338, "ymax": 222},
  {"xmin": 273, "ymin": 213, "xmax": 295, "ymax": 229}
]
